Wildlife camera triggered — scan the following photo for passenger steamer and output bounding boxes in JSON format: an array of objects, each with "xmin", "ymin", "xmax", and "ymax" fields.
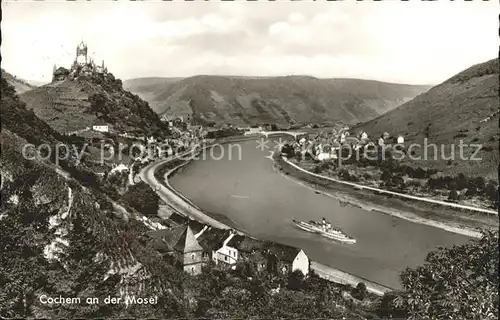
[{"xmin": 292, "ymin": 217, "xmax": 356, "ymax": 244}]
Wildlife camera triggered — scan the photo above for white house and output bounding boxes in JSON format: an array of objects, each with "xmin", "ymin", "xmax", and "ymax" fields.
[
  {"xmin": 360, "ymin": 132, "xmax": 368, "ymax": 140},
  {"xmin": 317, "ymin": 152, "xmax": 332, "ymax": 161},
  {"xmin": 109, "ymin": 163, "xmax": 129, "ymax": 175},
  {"xmin": 276, "ymin": 248, "xmax": 309, "ymax": 276},
  {"xmin": 397, "ymin": 135, "xmax": 405, "ymax": 144},
  {"xmin": 293, "ymin": 250, "xmax": 310, "ymax": 276},
  {"xmin": 147, "ymin": 136, "xmax": 157, "ymax": 144},
  {"xmin": 378, "ymin": 137, "xmax": 385, "ymax": 146},
  {"xmin": 92, "ymin": 125, "xmax": 109, "ymax": 133},
  {"xmin": 340, "ymin": 132, "xmax": 346, "ymax": 143},
  {"xmin": 212, "ymin": 231, "xmax": 239, "ymax": 269}
]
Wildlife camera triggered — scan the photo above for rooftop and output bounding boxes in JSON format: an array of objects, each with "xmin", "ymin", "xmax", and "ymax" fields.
[{"xmin": 149, "ymin": 224, "xmax": 202, "ymax": 254}]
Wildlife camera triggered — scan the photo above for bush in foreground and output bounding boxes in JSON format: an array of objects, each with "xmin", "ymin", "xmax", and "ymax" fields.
[{"xmin": 379, "ymin": 230, "xmax": 499, "ymax": 319}]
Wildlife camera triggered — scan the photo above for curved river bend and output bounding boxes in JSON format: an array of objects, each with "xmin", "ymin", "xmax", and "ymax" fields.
[{"xmin": 170, "ymin": 139, "xmax": 471, "ymax": 289}]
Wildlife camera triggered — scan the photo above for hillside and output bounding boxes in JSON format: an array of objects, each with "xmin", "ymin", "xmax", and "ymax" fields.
[
  {"xmin": 1, "ymin": 75, "xmax": 185, "ymax": 318},
  {"xmin": 353, "ymin": 58, "xmax": 499, "ymax": 178},
  {"xmin": 20, "ymin": 73, "xmax": 169, "ymax": 136},
  {"xmin": 124, "ymin": 76, "xmax": 431, "ymax": 126},
  {"xmin": 1, "ymin": 75, "xmax": 379, "ymax": 319},
  {"xmin": 2, "ymin": 69, "xmax": 37, "ymax": 94}
]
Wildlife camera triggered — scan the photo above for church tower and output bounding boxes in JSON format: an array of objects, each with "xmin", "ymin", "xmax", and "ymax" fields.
[{"xmin": 75, "ymin": 41, "xmax": 88, "ymax": 65}]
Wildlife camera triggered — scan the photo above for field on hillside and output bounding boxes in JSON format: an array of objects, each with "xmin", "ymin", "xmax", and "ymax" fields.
[
  {"xmin": 124, "ymin": 76, "xmax": 431, "ymax": 126},
  {"xmin": 20, "ymin": 78, "xmax": 168, "ymax": 137},
  {"xmin": 352, "ymin": 58, "xmax": 499, "ymax": 178}
]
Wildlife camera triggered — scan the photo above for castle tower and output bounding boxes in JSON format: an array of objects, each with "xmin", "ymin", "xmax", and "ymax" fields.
[{"xmin": 76, "ymin": 41, "xmax": 88, "ymax": 65}]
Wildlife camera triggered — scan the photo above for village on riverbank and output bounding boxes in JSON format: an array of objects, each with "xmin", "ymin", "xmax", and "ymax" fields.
[{"xmin": 274, "ymin": 124, "xmax": 499, "ymax": 213}]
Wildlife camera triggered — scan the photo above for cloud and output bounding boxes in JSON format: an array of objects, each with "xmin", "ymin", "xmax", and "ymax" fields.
[{"xmin": 1, "ymin": 1, "xmax": 496, "ymax": 84}]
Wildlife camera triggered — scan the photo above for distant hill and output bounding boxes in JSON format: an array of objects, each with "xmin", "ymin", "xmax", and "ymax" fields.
[
  {"xmin": 20, "ymin": 73, "xmax": 169, "ymax": 136},
  {"xmin": 353, "ymin": 58, "xmax": 499, "ymax": 178},
  {"xmin": 123, "ymin": 76, "xmax": 431, "ymax": 126},
  {"xmin": 1, "ymin": 69, "xmax": 38, "ymax": 94}
]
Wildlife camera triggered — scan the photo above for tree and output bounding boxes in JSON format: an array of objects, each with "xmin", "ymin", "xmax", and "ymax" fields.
[
  {"xmin": 123, "ymin": 182, "xmax": 159, "ymax": 215},
  {"xmin": 382, "ymin": 231, "xmax": 499, "ymax": 319},
  {"xmin": 286, "ymin": 270, "xmax": 306, "ymax": 291},
  {"xmin": 473, "ymin": 176, "xmax": 486, "ymax": 192},
  {"xmin": 448, "ymin": 189, "xmax": 459, "ymax": 201},
  {"xmin": 351, "ymin": 282, "xmax": 368, "ymax": 301},
  {"xmin": 485, "ymin": 180, "xmax": 499, "ymax": 206},
  {"xmin": 281, "ymin": 144, "xmax": 295, "ymax": 158},
  {"xmin": 380, "ymin": 170, "xmax": 392, "ymax": 183}
]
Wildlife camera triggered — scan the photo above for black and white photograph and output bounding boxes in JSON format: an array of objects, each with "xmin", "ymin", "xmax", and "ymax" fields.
[{"xmin": 1, "ymin": 1, "xmax": 498, "ymax": 319}]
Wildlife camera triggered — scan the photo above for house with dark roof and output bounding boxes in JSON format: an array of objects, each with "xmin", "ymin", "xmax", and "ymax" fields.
[
  {"xmin": 149, "ymin": 224, "xmax": 207, "ymax": 275},
  {"xmin": 265, "ymin": 243, "xmax": 310, "ymax": 276},
  {"xmin": 208, "ymin": 230, "xmax": 240, "ymax": 269},
  {"xmin": 195, "ymin": 230, "xmax": 263, "ymax": 270},
  {"xmin": 228, "ymin": 236, "xmax": 269, "ymax": 272},
  {"xmin": 166, "ymin": 212, "xmax": 188, "ymax": 226},
  {"xmin": 195, "ymin": 228, "xmax": 231, "ymax": 264}
]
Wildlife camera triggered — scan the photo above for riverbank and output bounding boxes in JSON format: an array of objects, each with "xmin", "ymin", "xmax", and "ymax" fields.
[
  {"xmin": 275, "ymin": 156, "xmax": 498, "ymax": 239},
  {"xmin": 163, "ymin": 161, "xmax": 243, "ymax": 230},
  {"xmin": 142, "ymin": 142, "xmax": 395, "ymax": 295}
]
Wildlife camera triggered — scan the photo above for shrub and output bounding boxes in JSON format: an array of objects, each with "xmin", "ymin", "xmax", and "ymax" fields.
[
  {"xmin": 351, "ymin": 282, "xmax": 368, "ymax": 301},
  {"xmin": 453, "ymin": 133, "xmax": 468, "ymax": 139},
  {"xmin": 123, "ymin": 182, "xmax": 159, "ymax": 215},
  {"xmin": 281, "ymin": 144, "xmax": 295, "ymax": 158},
  {"xmin": 338, "ymin": 168, "xmax": 350, "ymax": 180},
  {"xmin": 381, "ymin": 170, "xmax": 392, "ymax": 182},
  {"xmin": 485, "ymin": 181, "xmax": 499, "ymax": 204},
  {"xmin": 386, "ymin": 231, "xmax": 499, "ymax": 319},
  {"xmin": 448, "ymin": 189, "xmax": 459, "ymax": 201}
]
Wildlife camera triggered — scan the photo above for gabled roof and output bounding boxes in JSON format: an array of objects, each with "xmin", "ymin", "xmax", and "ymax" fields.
[
  {"xmin": 149, "ymin": 225, "xmax": 203, "ymax": 254},
  {"xmin": 188, "ymin": 219, "xmax": 207, "ymax": 235},
  {"xmin": 227, "ymin": 235, "xmax": 264, "ymax": 253},
  {"xmin": 267, "ymin": 243, "xmax": 303, "ymax": 263},
  {"xmin": 196, "ymin": 228, "xmax": 231, "ymax": 251},
  {"xmin": 225, "ymin": 234, "xmax": 246, "ymax": 248},
  {"xmin": 167, "ymin": 212, "xmax": 188, "ymax": 225}
]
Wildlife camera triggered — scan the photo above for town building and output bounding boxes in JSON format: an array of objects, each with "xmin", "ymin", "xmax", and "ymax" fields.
[
  {"xmin": 92, "ymin": 125, "xmax": 109, "ymax": 133},
  {"xmin": 267, "ymin": 245, "xmax": 310, "ymax": 276},
  {"xmin": 211, "ymin": 231, "xmax": 240, "ymax": 269},
  {"xmin": 109, "ymin": 163, "xmax": 128, "ymax": 175},
  {"xmin": 340, "ymin": 132, "xmax": 347, "ymax": 143},
  {"xmin": 149, "ymin": 224, "xmax": 206, "ymax": 275},
  {"xmin": 317, "ymin": 152, "xmax": 333, "ymax": 161},
  {"xmin": 225, "ymin": 235, "xmax": 267, "ymax": 272},
  {"xmin": 397, "ymin": 135, "xmax": 405, "ymax": 144}
]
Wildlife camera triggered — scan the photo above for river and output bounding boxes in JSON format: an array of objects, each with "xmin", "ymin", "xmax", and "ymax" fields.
[{"xmin": 169, "ymin": 138, "xmax": 471, "ymax": 289}]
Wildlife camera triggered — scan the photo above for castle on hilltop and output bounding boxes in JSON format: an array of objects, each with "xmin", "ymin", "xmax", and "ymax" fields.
[{"xmin": 53, "ymin": 41, "xmax": 109, "ymax": 81}]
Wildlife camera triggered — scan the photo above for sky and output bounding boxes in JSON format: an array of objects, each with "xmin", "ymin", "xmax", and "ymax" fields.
[{"xmin": 1, "ymin": 1, "xmax": 497, "ymax": 85}]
